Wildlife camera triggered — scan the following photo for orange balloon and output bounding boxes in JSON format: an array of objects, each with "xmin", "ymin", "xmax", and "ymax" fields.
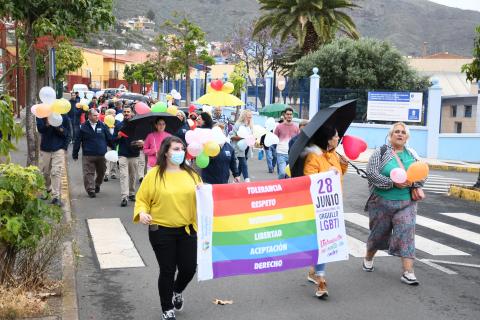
[
  {"xmin": 32, "ymin": 103, "xmax": 52, "ymax": 118},
  {"xmin": 406, "ymin": 162, "xmax": 429, "ymax": 182}
]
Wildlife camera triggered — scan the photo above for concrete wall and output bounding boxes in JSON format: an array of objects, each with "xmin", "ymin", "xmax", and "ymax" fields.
[{"xmin": 438, "ymin": 134, "xmax": 480, "ymax": 162}]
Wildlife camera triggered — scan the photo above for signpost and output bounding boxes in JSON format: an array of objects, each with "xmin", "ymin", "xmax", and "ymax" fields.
[{"xmin": 367, "ymin": 91, "xmax": 423, "ymax": 122}]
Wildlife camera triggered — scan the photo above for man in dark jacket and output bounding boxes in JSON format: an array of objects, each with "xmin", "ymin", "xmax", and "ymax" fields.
[
  {"xmin": 68, "ymin": 92, "xmax": 82, "ymax": 143},
  {"xmin": 72, "ymin": 109, "xmax": 112, "ymax": 198},
  {"xmin": 201, "ymin": 141, "xmax": 240, "ymax": 184},
  {"xmin": 113, "ymin": 106, "xmax": 143, "ymax": 207},
  {"xmin": 37, "ymin": 115, "xmax": 70, "ymax": 205}
]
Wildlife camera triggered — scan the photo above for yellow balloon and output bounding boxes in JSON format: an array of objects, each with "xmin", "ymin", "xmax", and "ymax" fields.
[
  {"xmin": 285, "ymin": 165, "xmax": 291, "ymax": 177},
  {"xmin": 222, "ymin": 82, "xmax": 234, "ymax": 94},
  {"xmin": 52, "ymin": 98, "xmax": 71, "ymax": 114},
  {"xmin": 82, "ymin": 105, "xmax": 89, "ymax": 111},
  {"xmin": 166, "ymin": 94, "xmax": 173, "ymax": 101},
  {"xmin": 104, "ymin": 115, "xmax": 115, "ymax": 128},
  {"xmin": 167, "ymin": 105, "xmax": 178, "ymax": 115},
  {"xmin": 204, "ymin": 141, "xmax": 220, "ymax": 157}
]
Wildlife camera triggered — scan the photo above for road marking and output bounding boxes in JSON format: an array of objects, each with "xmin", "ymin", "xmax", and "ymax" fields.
[
  {"xmin": 417, "ymin": 259, "xmax": 457, "ymax": 275},
  {"xmin": 87, "ymin": 218, "xmax": 145, "ymax": 269},
  {"xmin": 437, "ymin": 212, "xmax": 480, "ymax": 226},
  {"xmin": 347, "ymin": 235, "xmax": 388, "ymax": 257},
  {"xmin": 424, "ymin": 259, "xmax": 480, "ymax": 269},
  {"xmin": 416, "ymin": 215, "xmax": 480, "ymax": 246},
  {"xmin": 345, "ymin": 212, "xmax": 470, "ymax": 256}
]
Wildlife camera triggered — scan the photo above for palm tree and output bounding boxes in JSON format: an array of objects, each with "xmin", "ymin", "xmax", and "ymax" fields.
[{"xmin": 254, "ymin": 0, "xmax": 360, "ymax": 54}]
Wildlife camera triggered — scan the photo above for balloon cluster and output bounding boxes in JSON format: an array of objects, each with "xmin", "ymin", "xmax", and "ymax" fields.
[
  {"xmin": 342, "ymin": 135, "xmax": 367, "ymax": 160},
  {"xmin": 236, "ymin": 126, "xmax": 256, "ymax": 151},
  {"xmin": 391, "ymin": 162, "xmax": 429, "ymax": 184},
  {"xmin": 76, "ymin": 99, "xmax": 90, "ymax": 112},
  {"xmin": 207, "ymin": 80, "xmax": 234, "ymax": 94},
  {"xmin": 262, "ymin": 117, "xmax": 280, "ymax": 147},
  {"xmin": 185, "ymin": 127, "xmax": 226, "ymax": 168},
  {"xmin": 32, "ymin": 86, "xmax": 71, "ymax": 127}
]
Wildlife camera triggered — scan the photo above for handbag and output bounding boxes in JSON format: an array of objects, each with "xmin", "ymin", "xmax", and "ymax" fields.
[{"xmin": 392, "ymin": 151, "xmax": 426, "ymax": 201}]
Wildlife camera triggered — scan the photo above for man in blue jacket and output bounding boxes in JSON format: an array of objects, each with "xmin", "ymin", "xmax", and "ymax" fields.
[
  {"xmin": 113, "ymin": 106, "xmax": 143, "ymax": 207},
  {"xmin": 72, "ymin": 109, "xmax": 112, "ymax": 198},
  {"xmin": 201, "ymin": 137, "xmax": 240, "ymax": 185},
  {"xmin": 68, "ymin": 92, "xmax": 82, "ymax": 143},
  {"xmin": 37, "ymin": 114, "xmax": 70, "ymax": 206}
]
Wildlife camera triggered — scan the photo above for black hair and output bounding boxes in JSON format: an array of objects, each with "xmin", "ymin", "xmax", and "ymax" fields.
[
  {"xmin": 198, "ymin": 112, "xmax": 213, "ymax": 129},
  {"xmin": 313, "ymin": 125, "xmax": 337, "ymax": 150},
  {"xmin": 155, "ymin": 136, "xmax": 199, "ymax": 185},
  {"xmin": 284, "ymin": 107, "xmax": 294, "ymax": 114}
]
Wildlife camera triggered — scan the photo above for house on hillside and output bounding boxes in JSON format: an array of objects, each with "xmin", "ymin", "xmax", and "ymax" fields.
[{"xmin": 408, "ymin": 52, "xmax": 479, "ymax": 133}]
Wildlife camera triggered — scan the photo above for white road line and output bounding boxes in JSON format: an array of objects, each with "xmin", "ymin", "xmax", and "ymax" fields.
[
  {"xmin": 347, "ymin": 235, "xmax": 388, "ymax": 257},
  {"xmin": 416, "ymin": 215, "xmax": 480, "ymax": 246},
  {"xmin": 345, "ymin": 212, "xmax": 470, "ymax": 256},
  {"xmin": 417, "ymin": 259, "xmax": 457, "ymax": 275},
  {"xmin": 437, "ymin": 212, "xmax": 480, "ymax": 226},
  {"xmin": 87, "ymin": 218, "xmax": 145, "ymax": 269},
  {"xmin": 424, "ymin": 259, "xmax": 480, "ymax": 269}
]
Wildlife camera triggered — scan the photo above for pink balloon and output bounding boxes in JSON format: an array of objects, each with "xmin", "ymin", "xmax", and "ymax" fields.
[
  {"xmin": 245, "ymin": 135, "xmax": 256, "ymax": 147},
  {"xmin": 185, "ymin": 130, "xmax": 195, "ymax": 144},
  {"xmin": 390, "ymin": 168, "xmax": 407, "ymax": 183},
  {"xmin": 197, "ymin": 128, "xmax": 213, "ymax": 144},
  {"xmin": 187, "ymin": 142, "xmax": 203, "ymax": 157},
  {"xmin": 342, "ymin": 135, "xmax": 367, "ymax": 160},
  {"xmin": 135, "ymin": 102, "xmax": 151, "ymax": 115}
]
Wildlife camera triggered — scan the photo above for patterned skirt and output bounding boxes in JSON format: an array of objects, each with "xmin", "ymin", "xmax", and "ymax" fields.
[{"xmin": 366, "ymin": 194, "xmax": 417, "ymax": 258}]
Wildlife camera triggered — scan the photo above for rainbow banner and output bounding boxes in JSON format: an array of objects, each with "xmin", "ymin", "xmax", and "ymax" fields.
[{"xmin": 196, "ymin": 171, "xmax": 348, "ymax": 281}]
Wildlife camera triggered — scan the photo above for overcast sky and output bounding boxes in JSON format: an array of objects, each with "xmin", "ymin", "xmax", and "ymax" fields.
[{"xmin": 428, "ymin": 0, "xmax": 480, "ymax": 11}]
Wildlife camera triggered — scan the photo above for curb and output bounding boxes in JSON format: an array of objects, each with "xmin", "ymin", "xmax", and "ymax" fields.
[
  {"xmin": 428, "ymin": 164, "xmax": 480, "ymax": 173},
  {"xmin": 448, "ymin": 185, "xmax": 480, "ymax": 202},
  {"xmin": 60, "ymin": 157, "xmax": 79, "ymax": 320}
]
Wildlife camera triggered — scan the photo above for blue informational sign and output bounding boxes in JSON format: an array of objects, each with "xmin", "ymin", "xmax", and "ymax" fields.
[{"xmin": 367, "ymin": 91, "xmax": 423, "ymax": 122}]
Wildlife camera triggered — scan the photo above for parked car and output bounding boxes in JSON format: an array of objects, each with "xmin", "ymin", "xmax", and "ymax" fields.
[
  {"xmin": 119, "ymin": 93, "xmax": 150, "ymax": 104},
  {"xmin": 72, "ymin": 83, "xmax": 89, "ymax": 96},
  {"xmin": 103, "ymin": 88, "xmax": 128, "ymax": 98}
]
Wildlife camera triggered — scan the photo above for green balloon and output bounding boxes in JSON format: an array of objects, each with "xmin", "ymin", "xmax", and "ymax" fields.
[
  {"xmin": 195, "ymin": 152, "xmax": 210, "ymax": 168},
  {"xmin": 152, "ymin": 101, "xmax": 168, "ymax": 112}
]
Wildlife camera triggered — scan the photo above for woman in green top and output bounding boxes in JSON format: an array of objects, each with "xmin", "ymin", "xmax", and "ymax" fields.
[{"xmin": 363, "ymin": 122, "xmax": 424, "ymax": 286}]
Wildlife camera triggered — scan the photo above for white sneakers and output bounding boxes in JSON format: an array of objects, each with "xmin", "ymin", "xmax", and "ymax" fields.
[
  {"xmin": 362, "ymin": 258, "xmax": 375, "ymax": 272},
  {"xmin": 401, "ymin": 271, "xmax": 420, "ymax": 285}
]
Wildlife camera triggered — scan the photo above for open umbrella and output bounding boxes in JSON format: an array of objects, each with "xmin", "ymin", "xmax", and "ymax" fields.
[
  {"xmin": 195, "ymin": 91, "xmax": 244, "ymax": 107},
  {"xmin": 259, "ymin": 103, "xmax": 299, "ymax": 118},
  {"xmin": 288, "ymin": 100, "xmax": 357, "ymax": 177},
  {"xmin": 120, "ymin": 112, "xmax": 182, "ymax": 141}
]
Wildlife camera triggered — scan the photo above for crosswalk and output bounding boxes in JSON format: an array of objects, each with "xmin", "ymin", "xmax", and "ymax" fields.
[{"xmin": 346, "ymin": 162, "xmax": 476, "ymax": 194}]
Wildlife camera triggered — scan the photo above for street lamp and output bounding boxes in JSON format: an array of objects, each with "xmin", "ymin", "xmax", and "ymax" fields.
[{"xmin": 277, "ymin": 79, "xmax": 286, "ymax": 103}]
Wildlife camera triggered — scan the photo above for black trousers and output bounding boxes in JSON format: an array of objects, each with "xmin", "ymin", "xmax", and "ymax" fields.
[{"xmin": 149, "ymin": 225, "xmax": 197, "ymax": 312}]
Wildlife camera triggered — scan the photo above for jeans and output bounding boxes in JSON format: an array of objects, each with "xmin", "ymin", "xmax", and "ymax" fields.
[
  {"xmin": 238, "ymin": 157, "xmax": 249, "ymax": 179},
  {"xmin": 149, "ymin": 226, "xmax": 197, "ymax": 312},
  {"xmin": 277, "ymin": 153, "xmax": 289, "ymax": 179},
  {"xmin": 265, "ymin": 146, "xmax": 277, "ymax": 173},
  {"xmin": 314, "ymin": 263, "xmax": 326, "ymax": 276}
]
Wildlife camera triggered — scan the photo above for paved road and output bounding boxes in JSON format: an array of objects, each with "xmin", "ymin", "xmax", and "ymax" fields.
[{"xmin": 70, "ymin": 152, "xmax": 480, "ymax": 320}]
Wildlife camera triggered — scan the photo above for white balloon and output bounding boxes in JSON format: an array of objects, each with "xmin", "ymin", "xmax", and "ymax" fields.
[
  {"xmin": 264, "ymin": 132, "xmax": 279, "ymax": 147},
  {"xmin": 80, "ymin": 98, "xmax": 89, "ymax": 106},
  {"xmin": 173, "ymin": 92, "xmax": 181, "ymax": 100},
  {"xmin": 265, "ymin": 117, "xmax": 276, "ymax": 131},
  {"xmin": 202, "ymin": 105, "xmax": 212, "ymax": 114},
  {"xmin": 105, "ymin": 150, "xmax": 119, "ymax": 162},
  {"xmin": 170, "ymin": 89, "xmax": 177, "ymax": 94},
  {"xmin": 237, "ymin": 125, "xmax": 251, "ymax": 139},
  {"xmin": 47, "ymin": 113, "xmax": 63, "ymax": 127},
  {"xmin": 115, "ymin": 113, "xmax": 124, "ymax": 122},
  {"xmin": 39, "ymin": 86, "xmax": 56, "ymax": 104},
  {"xmin": 237, "ymin": 139, "xmax": 248, "ymax": 151},
  {"xmin": 212, "ymin": 127, "xmax": 226, "ymax": 145}
]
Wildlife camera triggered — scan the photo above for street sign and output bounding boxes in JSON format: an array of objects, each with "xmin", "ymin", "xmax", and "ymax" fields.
[{"xmin": 367, "ymin": 91, "xmax": 423, "ymax": 122}]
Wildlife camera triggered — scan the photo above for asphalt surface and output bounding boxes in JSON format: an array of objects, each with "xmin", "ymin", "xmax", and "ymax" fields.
[{"xmin": 67, "ymin": 150, "xmax": 480, "ymax": 320}]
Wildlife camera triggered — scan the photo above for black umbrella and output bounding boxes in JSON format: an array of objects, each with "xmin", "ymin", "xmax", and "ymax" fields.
[
  {"xmin": 288, "ymin": 99, "xmax": 357, "ymax": 177},
  {"xmin": 120, "ymin": 112, "xmax": 182, "ymax": 141}
]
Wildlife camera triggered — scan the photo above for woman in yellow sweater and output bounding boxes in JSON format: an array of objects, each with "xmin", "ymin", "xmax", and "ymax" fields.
[
  {"xmin": 303, "ymin": 125, "xmax": 348, "ymax": 299},
  {"xmin": 134, "ymin": 136, "xmax": 201, "ymax": 320}
]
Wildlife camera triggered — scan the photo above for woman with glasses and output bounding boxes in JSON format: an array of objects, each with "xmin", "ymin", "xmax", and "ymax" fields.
[
  {"xmin": 302, "ymin": 125, "xmax": 348, "ymax": 299},
  {"xmin": 134, "ymin": 136, "xmax": 201, "ymax": 320},
  {"xmin": 363, "ymin": 122, "xmax": 424, "ymax": 286},
  {"xmin": 143, "ymin": 118, "xmax": 172, "ymax": 171}
]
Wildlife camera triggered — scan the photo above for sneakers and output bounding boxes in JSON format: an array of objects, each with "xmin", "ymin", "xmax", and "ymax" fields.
[
  {"xmin": 172, "ymin": 292, "xmax": 184, "ymax": 311},
  {"xmin": 315, "ymin": 278, "xmax": 328, "ymax": 298},
  {"xmin": 362, "ymin": 258, "xmax": 375, "ymax": 272},
  {"xmin": 121, "ymin": 198, "xmax": 128, "ymax": 207},
  {"xmin": 401, "ymin": 271, "xmax": 419, "ymax": 286},
  {"xmin": 103, "ymin": 176, "xmax": 109, "ymax": 182},
  {"xmin": 88, "ymin": 191, "xmax": 96, "ymax": 198},
  {"xmin": 95, "ymin": 185, "xmax": 100, "ymax": 193},
  {"xmin": 128, "ymin": 194, "xmax": 136, "ymax": 202},
  {"xmin": 244, "ymin": 178, "xmax": 251, "ymax": 182},
  {"xmin": 161, "ymin": 309, "xmax": 176, "ymax": 320},
  {"xmin": 307, "ymin": 267, "xmax": 319, "ymax": 285}
]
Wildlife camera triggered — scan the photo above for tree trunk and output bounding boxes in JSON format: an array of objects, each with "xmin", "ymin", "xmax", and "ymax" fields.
[
  {"xmin": 25, "ymin": 20, "xmax": 39, "ymax": 166},
  {"xmin": 301, "ymin": 22, "xmax": 320, "ymax": 55},
  {"xmin": 185, "ymin": 68, "xmax": 191, "ymax": 107}
]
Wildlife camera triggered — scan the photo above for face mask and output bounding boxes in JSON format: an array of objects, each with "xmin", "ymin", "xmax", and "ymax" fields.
[{"xmin": 170, "ymin": 151, "xmax": 185, "ymax": 165}]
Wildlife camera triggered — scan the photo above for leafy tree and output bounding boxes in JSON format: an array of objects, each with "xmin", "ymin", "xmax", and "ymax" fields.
[
  {"xmin": 55, "ymin": 41, "xmax": 85, "ymax": 82},
  {"xmin": 148, "ymin": 34, "xmax": 174, "ymax": 99},
  {"xmin": 461, "ymin": 25, "xmax": 480, "ymax": 188},
  {"xmin": 123, "ymin": 64, "xmax": 137, "ymax": 91},
  {"xmin": 146, "ymin": 9, "xmax": 155, "ymax": 22},
  {"xmin": 162, "ymin": 14, "xmax": 214, "ymax": 106},
  {"xmin": 294, "ymin": 38, "xmax": 429, "ymax": 91},
  {"xmin": 0, "ymin": 0, "xmax": 115, "ymax": 165},
  {"xmin": 254, "ymin": 0, "xmax": 359, "ymax": 54},
  {"xmin": 0, "ymin": 95, "xmax": 24, "ymax": 163},
  {"xmin": 132, "ymin": 62, "xmax": 156, "ymax": 95},
  {"xmin": 228, "ymin": 61, "xmax": 248, "ymax": 121}
]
